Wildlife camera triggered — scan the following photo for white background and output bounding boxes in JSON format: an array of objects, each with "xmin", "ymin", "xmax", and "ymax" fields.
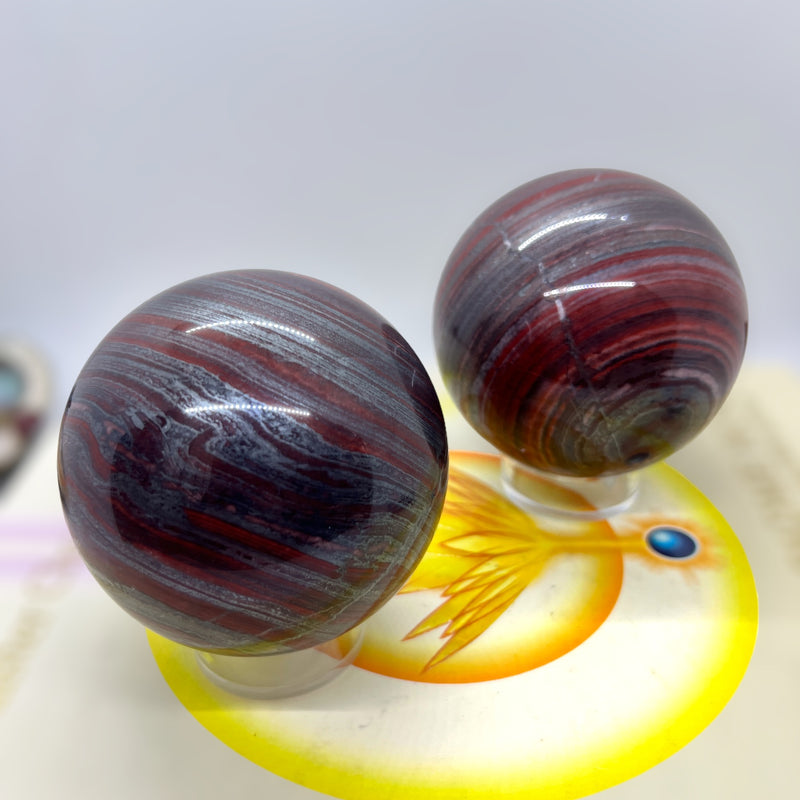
[{"xmin": 2, "ymin": 0, "xmax": 798, "ymax": 411}]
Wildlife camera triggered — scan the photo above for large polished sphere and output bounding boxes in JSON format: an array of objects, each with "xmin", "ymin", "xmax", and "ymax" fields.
[
  {"xmin": 59, "ymin": 270, "xmax": 448, "ymax": 654},
  {"xmin": 434, "ymin": 169, "xmax": 747, "ymax": 477}
]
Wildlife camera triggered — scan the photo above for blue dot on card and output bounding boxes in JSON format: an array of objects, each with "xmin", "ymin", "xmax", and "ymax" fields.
[{"xmin": 646, "ymin": 527, "xmax": 698, "ymax": 560}]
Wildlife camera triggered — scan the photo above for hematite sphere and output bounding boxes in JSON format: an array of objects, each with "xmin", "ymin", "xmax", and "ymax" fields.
[
  {"xmin": 59, "ymin": 270, "xmax": 448, "ymax": 655},
  {"xmin": 434, "ymin": 169, "xmax": 747, "ymax": 477}
]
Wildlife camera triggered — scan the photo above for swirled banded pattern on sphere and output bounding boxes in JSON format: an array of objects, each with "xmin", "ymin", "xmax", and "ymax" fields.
[
  {"xmin": 59, "ymin": 270, "xmax": 448, "ymax": 654},
  {"xmin": 434, "ymin": 169, "xmax": 747, "ymax": 477}
]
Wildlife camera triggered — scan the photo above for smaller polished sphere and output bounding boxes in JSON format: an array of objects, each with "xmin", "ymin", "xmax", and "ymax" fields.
[
  {"xmin": 434, "ymin": 169, "xmax": 747, "ymax": 477},
  {"xmin": 59, "ymin": 270, "xmax": 448, "ymax": 655}
]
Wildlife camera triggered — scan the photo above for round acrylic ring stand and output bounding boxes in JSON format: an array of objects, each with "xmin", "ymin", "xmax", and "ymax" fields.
[
  {"xmin": 148, "ymin": 451, "xmax": 757, "ymax": 800},
  {"xmin": 196, "ymin": 627, "xmax": 364, "ymax": 700},
  {"xmin": 500, "ymin": 456, "xmax": 639, "ymax": 519}
]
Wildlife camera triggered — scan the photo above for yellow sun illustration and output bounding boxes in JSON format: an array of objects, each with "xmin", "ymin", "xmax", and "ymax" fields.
[
  {"xmin": 355, "ymin": 453, "xmax": 720, "ymax": 683},
  {"xmin": 148, "ymin": 452, "xmax": 757, "ymax": 800}
]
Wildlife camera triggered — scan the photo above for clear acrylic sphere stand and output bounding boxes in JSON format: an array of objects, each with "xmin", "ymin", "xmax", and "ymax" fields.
[
  {"xmin": 195, "ymin": 627, "xmax": 364, "ymax": 699},
  {"xmin": 500, "ymin": 457, "xmax": 638, "ymax": 520}
]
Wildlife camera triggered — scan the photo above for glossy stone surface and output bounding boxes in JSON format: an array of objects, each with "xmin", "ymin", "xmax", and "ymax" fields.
[
  {"xmin": 59, "ymin": 270, "xmax": 448, "ymax": 655},
  {"xmin": 434, "ymin": 169, "xmax": 747, "ymax": 477}
]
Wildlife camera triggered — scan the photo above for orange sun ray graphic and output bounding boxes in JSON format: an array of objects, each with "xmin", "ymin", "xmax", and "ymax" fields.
[{"xmin": 355, "ymin": 455, "xmax": 714, "ymax": 683}]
